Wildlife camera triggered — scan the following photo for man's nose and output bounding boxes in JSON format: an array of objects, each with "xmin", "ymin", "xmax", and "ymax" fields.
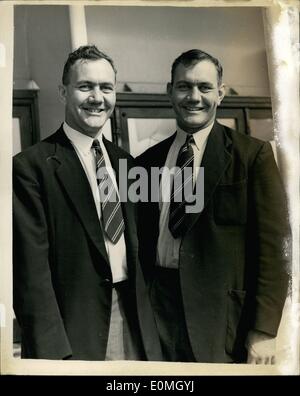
[
  {"xmin": 188, "ymin": 86, "xmax": 202, "ymax": 102},
  {"xmin": 89, "ymin": 86, "xmax": 103, "ymax": 103}
]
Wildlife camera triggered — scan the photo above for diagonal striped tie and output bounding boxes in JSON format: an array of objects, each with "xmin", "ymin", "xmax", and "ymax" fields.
[
  {"xmin": 92, "ymin": 139, "xmax": 125, "ymax": 244},
  {"xmin": 168, "ymin": 134, "xmax": 195, "ymax": 238}
]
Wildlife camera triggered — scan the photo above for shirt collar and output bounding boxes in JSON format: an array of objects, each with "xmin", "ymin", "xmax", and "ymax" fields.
[
  {"xmin": 176, "ymin": 121, "xmax": 214, "ymax": 150},
  {"xmin": 63, "ymin": 122, "xmax": 103, "ymax": 155}
]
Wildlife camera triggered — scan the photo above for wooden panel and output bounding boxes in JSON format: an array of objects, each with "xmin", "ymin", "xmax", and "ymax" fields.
[
  {"xmin": 13, "ymin": 90, "xmax": 40, "ymax": 150},
  {"xmin": 12, "ymin": 90, "xmax": 40, "ymax": 352},
  {"xmin": 114, "ymin": 94, "xmax": 270, "ymax": 153},
  {"xmin": 119, "ymin": 107, "xmax": 175, "ymax": 152},
  {"xmin": 216, "ymin": 108, "xmax": 246, "ymax": 134}
]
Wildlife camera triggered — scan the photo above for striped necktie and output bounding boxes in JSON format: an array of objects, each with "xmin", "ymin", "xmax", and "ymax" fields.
[
  {"xmin": 168, "ymin": 134, "xmax": 195, "ymax": 238},
  {"xmin": 92, "ymin": 139, "xmax": 125, "ymax": 244}
]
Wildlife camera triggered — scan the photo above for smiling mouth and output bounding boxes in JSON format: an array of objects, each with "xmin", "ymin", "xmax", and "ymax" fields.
[
  {"xmin": 82, "ymin": 107, "xmax": 104, "ymax": 114},
  {"xmin": 183, "ymin": 106, "xmax": 205, "ymax": 112}
]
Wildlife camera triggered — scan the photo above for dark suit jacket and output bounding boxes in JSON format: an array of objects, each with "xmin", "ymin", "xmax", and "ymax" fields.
[
  {"xmin": 13, "ymin": 125, "xmax": 162, "ymax": 361},
  {"xmin": 137, "ymin": 122, "xmax": 290, "ymax": 363}
]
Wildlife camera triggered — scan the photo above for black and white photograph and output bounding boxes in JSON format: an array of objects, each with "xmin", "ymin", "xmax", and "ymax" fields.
[{"xmin": 0, "ymin": 0, "xmax": 299, "ymax": 376}]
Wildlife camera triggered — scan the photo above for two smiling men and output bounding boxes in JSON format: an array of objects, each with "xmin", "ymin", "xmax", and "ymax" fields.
[{"xmin": 13, "ymin": 46, "xmax": 289, "ymax": 364}]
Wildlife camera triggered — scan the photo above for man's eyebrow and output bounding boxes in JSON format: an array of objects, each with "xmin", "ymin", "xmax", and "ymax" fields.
[
  {"xmin": 175, "ymin": 80, "xmax": 214, "ymax": 86},
  {"xmin": 75, "ymin": 80, "xmax": 115, "ymax": 86},
  {"xmin": 75, "ymin": 80, "xmax": 92, "ymax": 85}
]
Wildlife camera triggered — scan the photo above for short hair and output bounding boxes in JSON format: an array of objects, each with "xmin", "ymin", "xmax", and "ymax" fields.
[
  {"xmin": 62, "ymin": 45, "xmax": 117, "ymax": 85},
  {"xmin": 170, "ymin": 49, "xmax": 223, "ymax": 86}
]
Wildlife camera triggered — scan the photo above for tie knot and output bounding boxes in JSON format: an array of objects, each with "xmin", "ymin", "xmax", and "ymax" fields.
[
  {"xmin": 92, "ymin": 139, "xmax": 101, "ymax": 151},
  {"xmin": 185, "ymin": 134, "xmax": 194, "ymax": 146}
]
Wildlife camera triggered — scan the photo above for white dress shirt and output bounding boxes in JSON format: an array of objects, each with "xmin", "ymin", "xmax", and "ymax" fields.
[
  {"xmin": 63, "ymin": 122, "xmax": 127, "ymax": 283},
  {"xmin": 157, "ymin": 123, "xmax": 213, "ymax": 269}
]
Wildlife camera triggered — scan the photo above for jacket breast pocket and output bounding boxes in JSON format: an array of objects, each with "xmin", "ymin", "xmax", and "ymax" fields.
[
  {"xmin": 213, "ymin": 180, "xmax": 247, "ymax": 225},
  {"xmin": 225, "ymin": 289, "xmax": 246, "ymax": 356}
]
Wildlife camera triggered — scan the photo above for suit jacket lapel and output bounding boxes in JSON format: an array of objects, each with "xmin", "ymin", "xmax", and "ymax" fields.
[
  {"xmin": 201, "ymin": 122, "xmax": 232, "ymax": 208},
  {"xmin": 52, "ymin": 128, "xmax": 109, "ymax": 265},
  {"xmin": 155, "ymin": 133, "xmax": 177, "ymax": 169},
  {"xmin": 147, "ymin": 133, "xmax": 176, "ymax": 238},
  {"xmin": 185, "ymin": 122, "xmax": 232, "ymax": 234}
]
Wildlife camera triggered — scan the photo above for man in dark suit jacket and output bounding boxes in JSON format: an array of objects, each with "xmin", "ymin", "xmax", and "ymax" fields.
[
  {"xmin": 137, "ymin": 49, "xmax": 290, "ymax": 363},
  {"xmin": 13, "ymin": 45, "xmax": 162, "ymax": 361}
]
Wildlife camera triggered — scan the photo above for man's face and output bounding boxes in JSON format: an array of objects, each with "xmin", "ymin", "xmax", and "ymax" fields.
[
  {"xmin": 167, "ymin": 60, "xmax": 225, "ymax": 133},
  {"xmin": 59, "ymin": 58, "xmax": 116, "ymax": 137}
]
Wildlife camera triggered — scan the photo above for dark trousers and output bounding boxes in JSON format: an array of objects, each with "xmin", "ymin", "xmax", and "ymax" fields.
[{"xmin": 150, "ymin": 267, "xmax": 196, "ymax": 362}]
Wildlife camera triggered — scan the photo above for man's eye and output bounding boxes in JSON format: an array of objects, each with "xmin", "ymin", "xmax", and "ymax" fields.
[
  {"xmin": 200, "ymin": 86, "xmax": 213, "ymax": 93},
  {"xmin": 101, "ymin": 86, "xmax": 114, "ymax": 93},
  {"xmin": 177, "ymin": 84, "xmax": 189, "ymax": 91},
  {"xmin": 78, "ymin": 85, "xmax": 91, "ymax": 91}
]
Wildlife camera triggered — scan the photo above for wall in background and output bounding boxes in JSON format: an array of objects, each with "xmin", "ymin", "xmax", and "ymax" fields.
[
  {"xmin": 86, "ymin": 6, "xmax": 270, "ymax": 96},
  {"xmin": 14, "ymin": 5, "xmax": 71, "ymax": 138},
  {"xmin": 14, "ymin": 5, "xmax": 270, "ymax": 139}
]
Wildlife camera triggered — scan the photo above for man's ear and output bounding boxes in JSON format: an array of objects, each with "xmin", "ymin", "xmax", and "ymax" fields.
[
  {"xmin": 166, "ymin": 82, "xmax": 173, "ymax": 99},
  {"xmin": 58, "ymin": 84, "xmax": 67, "ymax": 105},
  {"xmin": 217, "ymin": 83, "xmax": 226, "ymax": 105}
]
